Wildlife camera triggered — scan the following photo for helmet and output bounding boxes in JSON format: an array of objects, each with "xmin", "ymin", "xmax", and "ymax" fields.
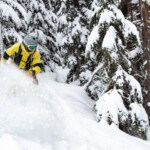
[{"xmin": 23, "ymin": 35, "xmax": 38, "ymax": 51}]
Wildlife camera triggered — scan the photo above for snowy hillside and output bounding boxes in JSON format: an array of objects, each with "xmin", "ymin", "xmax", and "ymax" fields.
[{"xmin": 0, "ymin": 62, "xmax": 149, "ymax": 150}]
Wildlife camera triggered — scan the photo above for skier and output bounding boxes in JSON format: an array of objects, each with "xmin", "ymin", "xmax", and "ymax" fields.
[{"xmin": 2, "ymin": 35, "xmax": 42, "ymax": 83}]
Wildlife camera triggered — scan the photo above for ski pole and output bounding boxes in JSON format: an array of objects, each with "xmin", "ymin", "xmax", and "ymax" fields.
[{"xmin": 32, "ymin": 71, "xmax": 39, "ymax": 85}]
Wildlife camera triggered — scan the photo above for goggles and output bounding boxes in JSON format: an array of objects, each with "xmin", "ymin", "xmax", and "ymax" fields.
[{"xmin": 27, "ymin": 44, "xmax": 37, "ymax": 51}]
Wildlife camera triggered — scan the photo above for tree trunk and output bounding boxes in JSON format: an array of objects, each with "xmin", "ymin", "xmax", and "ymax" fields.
[
  {"xmin": 0, "ymin": 17, "xmax": 3, "ymax": 58},
  {"xmin": 73, "ymin": 0, "xmax": 79, "ymax": 7},
  {"xmin": 120, "ymin": 0, "xmax": 133, "ymax": 19},
  {"xmin": 141, "ymin": 0, "xmax": 150, "ymax": 124}
]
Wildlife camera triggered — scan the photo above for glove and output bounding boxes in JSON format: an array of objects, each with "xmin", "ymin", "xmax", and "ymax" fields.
[
  {"xmin": 26, "ymin": 71, "xmax": 32, "ymax": 77},
  {"xmin": 26, "ymin": 70, "xmax": 36, "ymax": 77}
]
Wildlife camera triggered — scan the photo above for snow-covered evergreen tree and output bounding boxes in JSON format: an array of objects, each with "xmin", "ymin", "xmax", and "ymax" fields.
[
  {"xmin": 55, "ymin": 0, "xmax": 98, "ymax": 83},
  {"xmin": 140, "ymin": 0, "xmax": 150, "ymax": 124},
  {"xmin": 78, "ymin": 0, "xmax": 149, "ymax": 139},
  {"xmin": 0, "ymin": 0, "xmax": 28, "ymax": 49}
]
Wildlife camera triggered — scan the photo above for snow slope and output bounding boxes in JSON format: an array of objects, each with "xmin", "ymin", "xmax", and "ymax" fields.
[{"xmin": 0, "ymin": 62, "xmax": 150, "ymax": 150}]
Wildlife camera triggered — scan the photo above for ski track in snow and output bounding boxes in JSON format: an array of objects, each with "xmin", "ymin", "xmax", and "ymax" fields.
[{"xmin": 0, "ymin": 63, "xmax": 150, "ymax": 150}]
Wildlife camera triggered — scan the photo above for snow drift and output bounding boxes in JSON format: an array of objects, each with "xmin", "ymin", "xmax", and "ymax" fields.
[{"xmin": 0, "ymin": 62, "xmax": 150, "ymax": 150}]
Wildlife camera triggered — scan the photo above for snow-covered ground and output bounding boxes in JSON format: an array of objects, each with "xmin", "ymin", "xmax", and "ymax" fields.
[{"xmin": 0, "ymin": 62, "xmax": 150, "ymax": 150}]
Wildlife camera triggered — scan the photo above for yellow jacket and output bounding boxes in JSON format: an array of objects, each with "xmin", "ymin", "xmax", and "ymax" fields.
[{"xmin": 3, "ymin": 42, "xmax": 41, "ymax": 75}]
